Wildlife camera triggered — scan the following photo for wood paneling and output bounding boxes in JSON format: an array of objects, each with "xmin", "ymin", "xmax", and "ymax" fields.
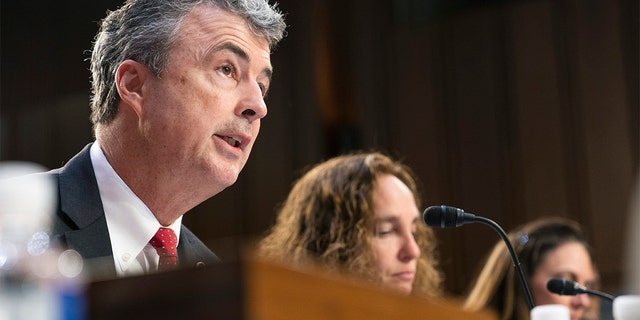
[
  {"xmin": 311, "ymin": 0, "xmax": 638, "ymax": 294},
  {"xmin": 2, "ymin": 0, "xmax": 637, "ymax": 298},
  {"xmin": 570, "ymin": 0, "xmax": 636, "ymax": 290}
]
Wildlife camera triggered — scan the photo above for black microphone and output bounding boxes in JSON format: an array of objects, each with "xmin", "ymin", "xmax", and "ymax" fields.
[
  {"xmin": 547, "ymin": 278, "xmax": 615, "ymax": 301},
  {"xmin": 423, "ymin": 205, "xmax": 476, "ymax": 227},
  {"xmin": 423, "ymin": 205, "xmax": 536, "ymax": 310}
]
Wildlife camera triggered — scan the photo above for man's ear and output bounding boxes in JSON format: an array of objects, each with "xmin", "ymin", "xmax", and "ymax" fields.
[{"xmin": 115, "ymin": 59, "xmax": 150, "ymax": 118}]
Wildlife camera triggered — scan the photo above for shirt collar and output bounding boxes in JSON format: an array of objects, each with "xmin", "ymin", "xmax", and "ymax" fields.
[{"xmin": 90, "ymin": 142, "xmax": 182, "ymax": 274}]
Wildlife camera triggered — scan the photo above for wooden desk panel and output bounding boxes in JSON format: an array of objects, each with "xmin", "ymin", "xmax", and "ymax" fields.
[{"xmin": 88, "ymin": 258, "xmax": 497, "ymax": 320}]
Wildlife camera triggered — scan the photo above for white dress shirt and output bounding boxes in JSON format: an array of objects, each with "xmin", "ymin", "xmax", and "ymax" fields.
[{"xmin": 90, "ymin": 142, "xmax": 181, "ymax": 276}]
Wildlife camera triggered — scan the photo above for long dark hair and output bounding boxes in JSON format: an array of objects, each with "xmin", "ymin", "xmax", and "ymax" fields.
[{"xmin": 464, "ymin": 217, "xmax": 595, "ymax": 320}]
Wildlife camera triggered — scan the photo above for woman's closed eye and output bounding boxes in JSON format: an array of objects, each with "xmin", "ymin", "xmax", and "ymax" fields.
[{"xmin": 375, "ymin": 222, "xmax": 395, "ymax": 237}]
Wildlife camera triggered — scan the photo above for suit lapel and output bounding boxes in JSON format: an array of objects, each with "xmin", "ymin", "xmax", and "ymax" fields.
[
  {"xmin": 178, "ymin": 225, "xmax": 220, "ymax": 268},
  {"xmin": 55, "ymin": 143, "xmax": 218, "ymax": 276},
  {"xmin": 56, "ymin": 143, "xmax": 116, "ymax": 276}
]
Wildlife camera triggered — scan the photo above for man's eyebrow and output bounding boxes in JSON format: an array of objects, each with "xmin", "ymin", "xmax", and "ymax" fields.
[
  {"xmin": 214, "ymin": 42, "xmax": 273, "ymax": 81},
  {"xmin": 214, "ymin": 42, "xmax": 249, "ymax": 61}
]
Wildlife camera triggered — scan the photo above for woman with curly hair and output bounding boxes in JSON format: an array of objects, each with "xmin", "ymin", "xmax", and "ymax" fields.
[{"xmin": 256, "ymin": 152, "xmax": 443, "ymax": 297}]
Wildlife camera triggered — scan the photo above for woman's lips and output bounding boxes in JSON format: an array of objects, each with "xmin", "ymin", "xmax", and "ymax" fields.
[{"xmin": 392, "ymin": 271, "xmax": 415, "ymax": 281}]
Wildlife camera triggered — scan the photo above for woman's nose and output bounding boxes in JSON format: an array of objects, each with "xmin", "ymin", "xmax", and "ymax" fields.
[
  {"xmin": 572, "ymin": 293, "xmax": 591, "ymax": 309},
  {"xmin": 399, "ymin": 234, "xmax": 421, "ymax": 262}
]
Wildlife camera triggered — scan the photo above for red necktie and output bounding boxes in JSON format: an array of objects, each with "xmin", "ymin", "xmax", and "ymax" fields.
[{"xmin": 149, "ymin": 227, "xmax": 178, "ymax": 272}]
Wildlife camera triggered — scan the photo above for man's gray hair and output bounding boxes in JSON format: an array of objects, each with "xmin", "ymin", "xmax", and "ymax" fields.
[{"xmin": 89, "ymin": 0, "xmax": 286, "ymax": 126}]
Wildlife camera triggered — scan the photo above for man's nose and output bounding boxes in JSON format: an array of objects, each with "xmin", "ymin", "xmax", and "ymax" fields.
[{"xmin": 238, "ymin": 82, "xmax": 268, "ymax": 122}]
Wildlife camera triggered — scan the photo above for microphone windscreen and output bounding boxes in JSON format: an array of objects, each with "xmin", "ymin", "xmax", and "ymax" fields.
[
  {"xmin": 423, "ymin": 206, "xmax": 443, "ymax": 226},
  {"xmin": 547, "ymin": 278, "xmax": 567, "ymax": 295},
  {"xmin": 547, "ymin": 278, "xmax": 584, "ymax": 296},
  {"xmin": 424, "ymin": 205, "xmax": 461, "ymax": 228}
]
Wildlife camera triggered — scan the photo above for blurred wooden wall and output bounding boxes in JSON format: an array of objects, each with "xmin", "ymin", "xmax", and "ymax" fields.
[{"xmin": 2, "ymin": 0, "xmax": 638, "ymax": 296}]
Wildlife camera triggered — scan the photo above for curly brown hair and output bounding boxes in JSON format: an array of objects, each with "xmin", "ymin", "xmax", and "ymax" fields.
[{"xmin": 256, "ymin": 151, "xmax": 443, "ymax": 297}]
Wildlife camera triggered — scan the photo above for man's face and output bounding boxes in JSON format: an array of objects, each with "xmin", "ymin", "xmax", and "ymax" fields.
[{"xmin": 140, "ymin": 5, "xmax": 272, "ymax": 196}]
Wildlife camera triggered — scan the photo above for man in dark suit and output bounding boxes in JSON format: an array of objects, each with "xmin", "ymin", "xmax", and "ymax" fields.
[{"xmin": 49, "ymin": 0, "xmax": 286, "ymax": 278}]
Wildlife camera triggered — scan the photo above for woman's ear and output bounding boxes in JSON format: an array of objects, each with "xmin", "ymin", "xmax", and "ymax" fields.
[{"xmin": 115, "ymin": 59, "xmax": 150, "ymax": 118}]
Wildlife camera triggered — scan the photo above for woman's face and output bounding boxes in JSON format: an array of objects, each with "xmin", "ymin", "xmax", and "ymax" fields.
[
  {"xmin": 529, "ymin": 241, "xmax": 597, "ymax": 320},
  {"xmin": 370, "ymin": 174, "xmax": 421, "ymax": 294}
]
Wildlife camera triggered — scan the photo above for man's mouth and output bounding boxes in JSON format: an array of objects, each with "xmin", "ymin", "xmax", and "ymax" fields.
[{"xmin": 216, "ymin": 134, "xmax": 241, "ymax": 148}]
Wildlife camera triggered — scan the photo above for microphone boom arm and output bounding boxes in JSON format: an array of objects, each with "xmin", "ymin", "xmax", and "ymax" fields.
[
  {"xmin": 587, "ymin": 289, "xmax": 615, "ymax": 301},
  {"xmin": 474, "ymin": 215, "xmax": 536, "ymax": 311}
]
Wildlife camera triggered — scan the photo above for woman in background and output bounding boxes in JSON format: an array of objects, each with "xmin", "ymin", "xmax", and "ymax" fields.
[
  {"xmin": 464, "ymin": 217, "xmax": 599, "ymax": 320},
  {"xmin": 256, "ymin": 152, "xmax": 443, "ymax": 297}
]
